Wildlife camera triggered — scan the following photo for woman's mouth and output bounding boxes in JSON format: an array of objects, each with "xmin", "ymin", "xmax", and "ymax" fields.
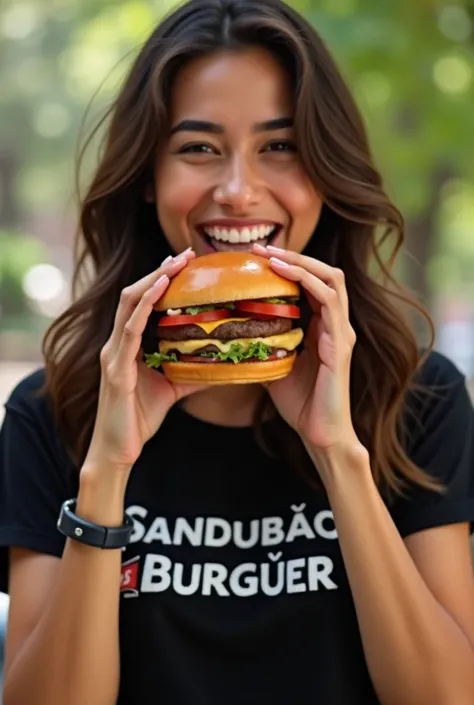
[{"xmin": 196, "ymin": 223, "xmax": 282, "ymax": 253}]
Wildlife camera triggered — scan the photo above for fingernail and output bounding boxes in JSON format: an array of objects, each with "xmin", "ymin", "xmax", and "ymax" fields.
[
  {"xmin": 161, "ymin": 255, "xmax": 173, "ymax": 266},
  {"xmin": 253, "ymin": 242, "xmax": 266, "ymax": 250},
  {"xmin": 174, "ymin": 254, "xmax": 187, "ymax": 265},
  {"xmin": 267, "ymin": 245, "xmax": 285, "ymax": 254},
  {"xmin": 182, "ymin": 246, "xmax": 193, "ymax": 254},
  {"xmin": 270, "ymin": 257, "xmax": 289, "ymax": 268},
  {"xmin": 153, "ymin": 274, "xmax": 168, "ymax": 288}
]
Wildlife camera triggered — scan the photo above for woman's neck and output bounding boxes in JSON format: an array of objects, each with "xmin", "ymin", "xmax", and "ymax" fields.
[{"xmin": 180, "ymin": 384, "xmax": 265, "ymax": 427}]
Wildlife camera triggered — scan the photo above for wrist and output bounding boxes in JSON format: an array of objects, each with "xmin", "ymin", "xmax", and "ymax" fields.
[
  {"xmin": 305, "ymin": 438, "xmax": 371, "ymax": 491},
  {"xmin": 78, "ymin": 465, "xmax": 129, "ymax": 526}
]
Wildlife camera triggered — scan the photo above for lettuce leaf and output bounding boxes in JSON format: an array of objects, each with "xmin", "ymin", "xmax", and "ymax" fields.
[
  {"xmin": 144, "ymin": 352, "xmax": 178, "ymax": 369},
  {"xmin": 201, "ymin": 341, "xmax": 272, "ymax": 364},
  {"xmin": 184, "ymin": 305, "xmax": 218, "ymax": 315},
  {"xmin": 265, "ymin": 297, "xmax": 299, "ymax": 304},
  {"xmin": 184, "ymin": 303, "xmax": 235, "ymax": 315}
]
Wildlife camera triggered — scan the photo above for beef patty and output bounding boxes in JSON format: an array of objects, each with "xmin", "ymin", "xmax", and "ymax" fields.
[{"xmin": 158, "ymin": 317, "xmax": 292, "ymax": 341}]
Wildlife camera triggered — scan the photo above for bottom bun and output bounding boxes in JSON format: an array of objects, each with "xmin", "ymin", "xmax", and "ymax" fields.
[{"xmin": 161, "ymin": 353, "xmax": 296, "ymax": 385}]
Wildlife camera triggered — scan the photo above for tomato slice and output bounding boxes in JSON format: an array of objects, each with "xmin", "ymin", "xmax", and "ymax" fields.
[
  {"xmin": 159, "ymin": 309, "xmax": 233, "ymax": 327},
  {"xmin": 235, "ymin": 301, "xmax": 300, "ymax": 319}
]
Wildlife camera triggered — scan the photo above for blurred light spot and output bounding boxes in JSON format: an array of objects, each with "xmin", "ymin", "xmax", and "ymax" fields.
[
  {"xmin": 356, "ymin": 72, "xmax": 392, "ymax": 107},
  {"xmin": 116, "ymin": 2, "xmax": 155, "ymax": 41},
  {"xmin": 433, "ymin": 55, "xmax": 472, "ymax": 94},
  {"xmin": 438, "ymin": 6, "xmax": 472, "ymax": 42},
  {"xmin": 32, "ymin": 103, "xmax": 71, "ymax": 138},
  {"xmin": 61, "ymin": 45, "xmax": 123, "ymax": 98},
  {"xmin": 23, "ymin": 264, "xmax": 65, "ymax": 302},
  {"xmin": 1, "ymin": 3, "xmax": 42, "ymax": 40}
]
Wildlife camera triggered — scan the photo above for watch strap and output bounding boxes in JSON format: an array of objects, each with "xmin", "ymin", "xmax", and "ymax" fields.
[{"xmin": 57, "ymin": 498, "xmax": 133, "ymax": 549}]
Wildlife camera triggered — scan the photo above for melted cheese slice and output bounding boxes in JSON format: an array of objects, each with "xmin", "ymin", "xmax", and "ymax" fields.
[
  {"xmin": 190, "ymin": 317, "xmax": 250, "ymax": 335},
  {"xmin": 159, "ymin": 328, "xmax": 304, "ymax": 355}
]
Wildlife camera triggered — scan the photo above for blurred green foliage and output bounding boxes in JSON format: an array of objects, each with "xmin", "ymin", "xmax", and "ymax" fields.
[{"xmin": 0, "ymin": 229, "xmax": 46, "ymax": 320}]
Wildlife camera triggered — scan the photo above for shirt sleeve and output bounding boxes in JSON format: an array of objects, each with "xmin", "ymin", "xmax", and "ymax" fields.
[
  {"xmin": 0, "ymin": 371, "xmax": 78, "ymax": 593},
  {"xmin": 389, "ymin": 352, "xmax": 474, "ymax": 538}
]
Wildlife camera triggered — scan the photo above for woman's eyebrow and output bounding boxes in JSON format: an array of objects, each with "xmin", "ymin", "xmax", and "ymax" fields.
[{"xmin": 169, "ymin": 116, "xmax": 294, "ymax": 135}]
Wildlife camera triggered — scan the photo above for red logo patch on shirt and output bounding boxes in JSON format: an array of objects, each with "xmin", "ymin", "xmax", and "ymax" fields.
[{"xmin": 121, "ymin": 556, "xmax": 140, "ymax": 598}]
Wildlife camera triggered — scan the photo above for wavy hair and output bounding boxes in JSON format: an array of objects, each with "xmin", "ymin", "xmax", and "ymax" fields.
[{"xmin": 41, "ymin": 0, "xmax": 439, "ymax": 498}]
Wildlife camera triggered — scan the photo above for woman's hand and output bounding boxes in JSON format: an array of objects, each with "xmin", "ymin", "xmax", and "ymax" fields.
[
  {"xmin": 84, "ymin": 248, "xmax": 206, "ymax": 475},
  {"xmin": 253, "ymin": 243, "xmax": 366, "ymax": 468}
]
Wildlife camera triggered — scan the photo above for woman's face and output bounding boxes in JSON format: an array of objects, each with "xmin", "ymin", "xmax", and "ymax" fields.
[{"xmin": 153, "ymin": 47, "xmax": 322, "ymax": 256}]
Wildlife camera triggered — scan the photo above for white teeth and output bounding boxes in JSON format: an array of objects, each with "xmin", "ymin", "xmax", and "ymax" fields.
[
  {"xmin": 240, "ymin": 227, "xmax": 251, "ymax": 243},
  {"xmin": 203, "ymin": 225, "xmax": 276, "ymax": 243}
]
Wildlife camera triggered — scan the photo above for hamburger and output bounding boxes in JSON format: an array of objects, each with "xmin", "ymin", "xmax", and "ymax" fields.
[{"xmin": 145, "ymin": 251, "xmax": 304, "ymax": 384}]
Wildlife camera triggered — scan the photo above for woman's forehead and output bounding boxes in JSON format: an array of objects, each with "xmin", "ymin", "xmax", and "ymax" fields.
[{"xmin": 168, "ymin": 48, "xmax": 294, "ymax": 125}]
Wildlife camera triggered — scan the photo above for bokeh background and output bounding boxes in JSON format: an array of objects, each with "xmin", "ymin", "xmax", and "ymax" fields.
[{"xmin": 0, "ymin": 0, "xmax": 474, "ymax": 695}]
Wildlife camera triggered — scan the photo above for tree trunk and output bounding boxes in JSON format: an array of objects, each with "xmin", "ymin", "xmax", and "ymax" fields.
[
  {"xmin": 0, "ymin": 148, "xmax": 20, "ymax": 227},
  {"xmin": 403, "ymin": 164, "xmax": 452, "ymax": 310}
]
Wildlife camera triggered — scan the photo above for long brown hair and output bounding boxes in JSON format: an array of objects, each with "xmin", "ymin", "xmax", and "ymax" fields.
[{"xmin": 41, "ymin": 0, "xmax": 440, "ymax": 497}]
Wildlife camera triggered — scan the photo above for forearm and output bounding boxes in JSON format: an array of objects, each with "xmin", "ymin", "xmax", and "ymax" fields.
[
  {"xmin": 316, "ymin": 447, "xmax": 474, "ymax": 705},
  {"xmin": 4, "ymin": 468, "xmax": 129, "ymax": 705}
]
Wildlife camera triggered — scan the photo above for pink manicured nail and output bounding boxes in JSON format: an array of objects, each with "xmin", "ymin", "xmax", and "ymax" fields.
[
  {"xmin": 153, "ymin": 274, "xmax": 168, "ymax": 288},
  {"xmin": 161, "ymin": 255, "xmax": 173, "ymax": 266},
  {"xmin": 267, "ymin": 245, "xmax": 286, "ymax": 254},
  {"xmin": 270, "ymin": 257, "xmax": 289, "ymax": 268},
  {"xmin": 253, "ymin": 242, "xmax": 266, "ymax": 250}
]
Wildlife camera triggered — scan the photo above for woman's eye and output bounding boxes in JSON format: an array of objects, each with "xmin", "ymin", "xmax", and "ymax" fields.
[
  {"xmin": 263, "ymin": 140, "xmax": 297, "ymax": 153},
  {"xmin": 178, "ymin": 143, "xmax": 216, "ymax": 154}
]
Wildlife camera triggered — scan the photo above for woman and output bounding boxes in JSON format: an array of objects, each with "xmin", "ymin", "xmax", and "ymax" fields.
[{"xmin": 1, "ymin": 1, "xmax": 473, "ymax": 704}]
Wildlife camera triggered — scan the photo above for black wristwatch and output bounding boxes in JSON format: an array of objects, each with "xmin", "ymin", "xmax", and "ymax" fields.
[{"xmin": 57, "ymin": 499, "xmax": 133, "ymax": 549}]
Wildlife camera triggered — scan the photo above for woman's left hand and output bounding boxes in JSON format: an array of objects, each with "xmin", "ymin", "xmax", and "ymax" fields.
[{"xmin": 253, "ymin": 244, "xmax": 366, "ymax": 465}]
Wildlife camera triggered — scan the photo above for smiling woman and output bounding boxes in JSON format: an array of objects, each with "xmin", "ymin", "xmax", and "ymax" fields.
[{"xmin": 0, "ymin": 2, "xmax": 473, "ymax": 705}]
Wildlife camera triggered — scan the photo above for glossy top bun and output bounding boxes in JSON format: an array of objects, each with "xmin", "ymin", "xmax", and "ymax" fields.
[{"xmin": 155, "ymin": 252, "xmax": 299, "ymax": 311}]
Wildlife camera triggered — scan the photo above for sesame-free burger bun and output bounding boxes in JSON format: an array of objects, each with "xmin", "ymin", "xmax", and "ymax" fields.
[
  {"xmin": 155, "ymin": 251, "xmax": 299, "ymax": 311},
  {"xmin": 161, "ymin": 352, "xmax": 296, "ymax": 385}
]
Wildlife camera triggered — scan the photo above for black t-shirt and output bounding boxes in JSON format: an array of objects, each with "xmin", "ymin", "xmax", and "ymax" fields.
[{"xmin": 0, "ymin": 351, "xmax": 473, "ymax": 705}]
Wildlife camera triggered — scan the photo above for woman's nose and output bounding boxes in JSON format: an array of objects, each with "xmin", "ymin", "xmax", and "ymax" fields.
[{"xmin": 213, "ymin": 160, "xmax": 262, "ymax": 211}]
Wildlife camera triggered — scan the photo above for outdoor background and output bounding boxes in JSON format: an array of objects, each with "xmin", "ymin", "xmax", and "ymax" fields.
[{"xmin": 0, "ymin": 1, "xmax": 473, "ymax": 693}]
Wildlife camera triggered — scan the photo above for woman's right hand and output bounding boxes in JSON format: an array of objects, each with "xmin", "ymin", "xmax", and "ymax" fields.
[{"xmin": 83, "ymin": 248, "xmax": 205, "ymax": 476}]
